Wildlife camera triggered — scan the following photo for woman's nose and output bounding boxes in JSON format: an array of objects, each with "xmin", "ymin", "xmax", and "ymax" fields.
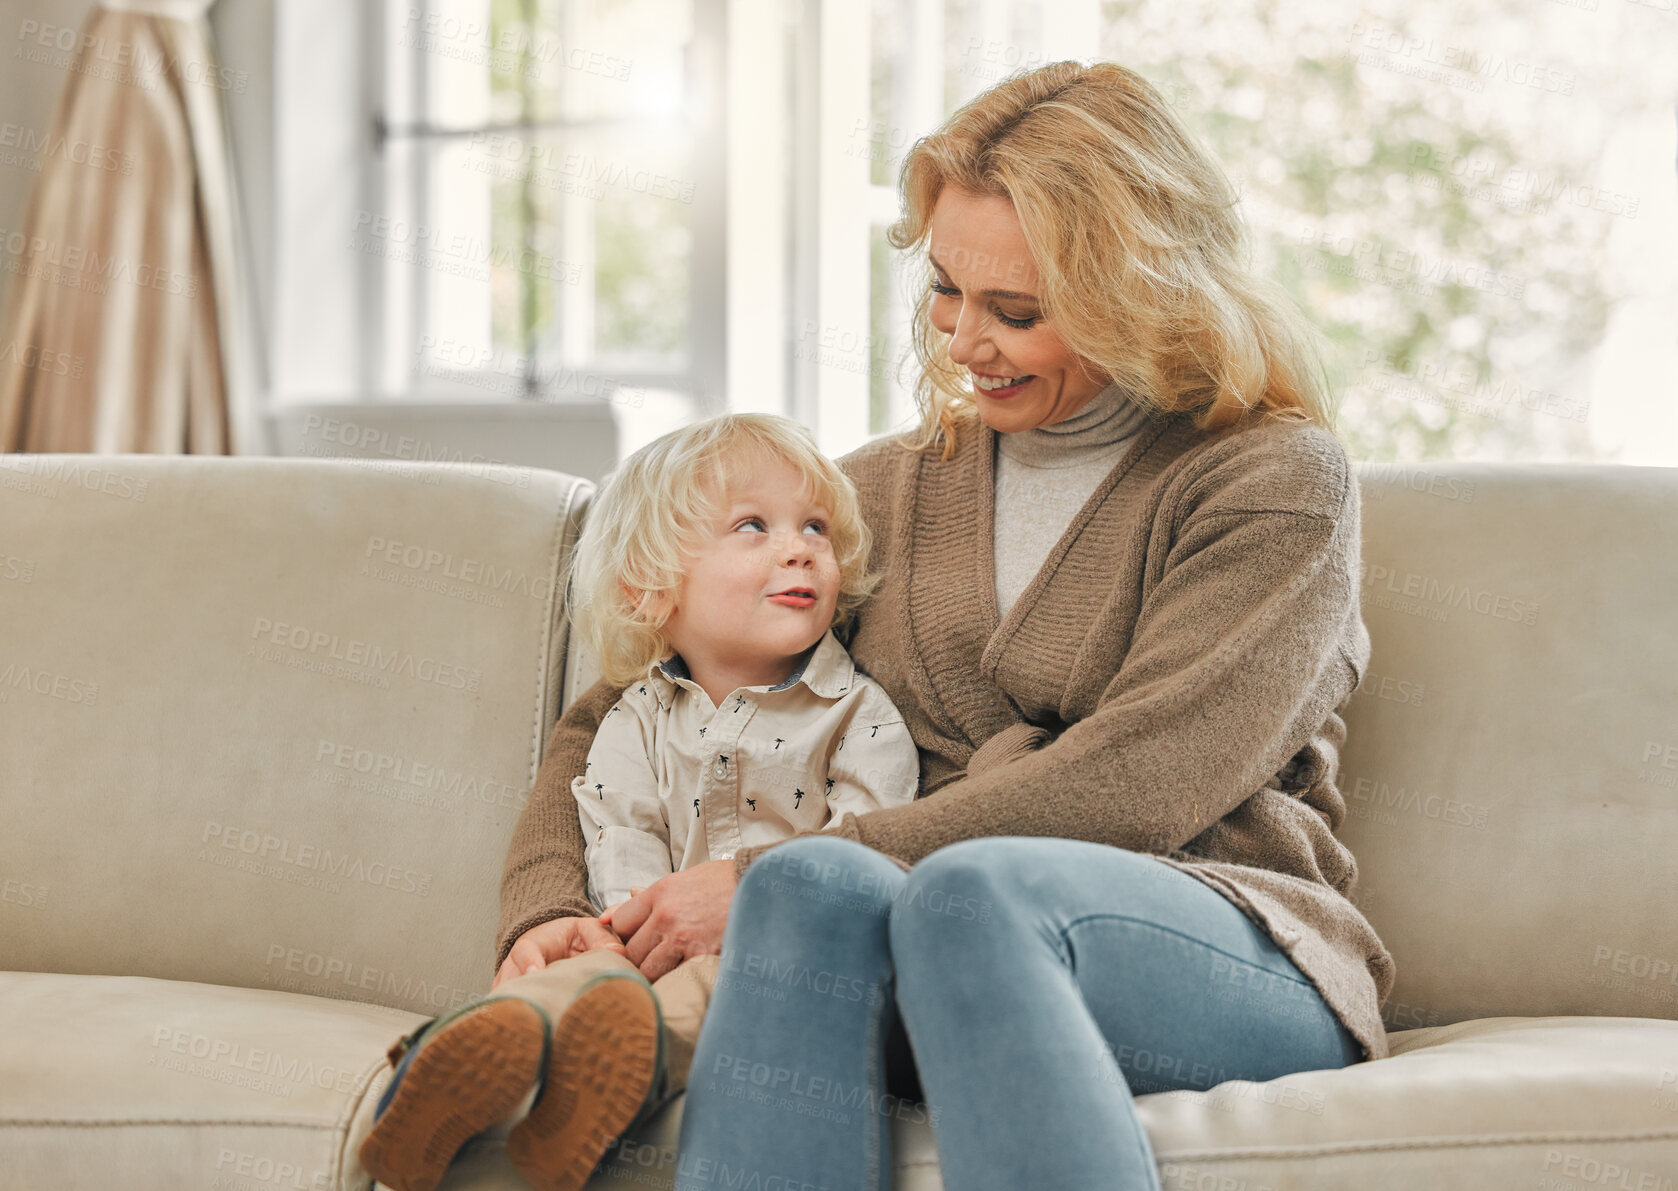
[{"xmin": 945, "ymin": 301, "xmax": 988, "ymax": 367}]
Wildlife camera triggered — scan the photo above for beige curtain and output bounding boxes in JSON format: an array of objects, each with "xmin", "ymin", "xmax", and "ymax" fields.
[{"xmin": 0, "ymin": 0, "xmax": 254, "ymax": 453}]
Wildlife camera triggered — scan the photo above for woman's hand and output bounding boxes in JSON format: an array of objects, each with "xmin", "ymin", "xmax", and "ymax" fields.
[
  {"xmin": 491, "ymin": 916, "xmax": 629, "ymax": 989},
  {"xmin": 603, "ymin": 859, "xmax": 738, "ymax": 981}
]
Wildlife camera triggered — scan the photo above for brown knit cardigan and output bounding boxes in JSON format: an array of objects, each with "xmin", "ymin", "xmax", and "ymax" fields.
[{"xmin": 499, "ymin": 408, "xmax": 1397, "ymax": 1063}]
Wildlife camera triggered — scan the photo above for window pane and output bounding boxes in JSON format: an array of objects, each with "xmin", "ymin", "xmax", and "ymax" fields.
[
  {"xmin": 1094, "ymin": 0, "xmax": 1649, "ymax": 463},
  {"xmin": 594, "ymin": 182, "xmax": 691, "ymax": 360},
  {"xmin": 404, "ymin": 0, "xmax": 697, "ymax": 398}
]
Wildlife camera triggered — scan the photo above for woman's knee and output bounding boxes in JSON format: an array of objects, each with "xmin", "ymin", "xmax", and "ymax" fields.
[
  {"xmin": 888, "ymin": 838, "xmax": 1040, "ymax": 953},
  {"xmin": 735, "ymin": 835, "xmax": 904, "ymax": 924},
  {"xmin": 889, "ymin": 837, "xmax": 1167, "ymax": 948},
  {"xmin": 895, "ymin": 836, "xmax": 1083, "ymax": 912}
]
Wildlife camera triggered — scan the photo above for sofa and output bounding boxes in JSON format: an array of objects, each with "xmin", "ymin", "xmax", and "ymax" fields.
[{"xmin": 2, "ymin": 450, "xmax": 1675, "ymax": 1191}]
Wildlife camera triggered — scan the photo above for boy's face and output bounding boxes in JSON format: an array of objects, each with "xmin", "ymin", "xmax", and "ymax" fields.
[{"xmin": 660, "ymin": 451, "xmax": 842, "ymax": 683}]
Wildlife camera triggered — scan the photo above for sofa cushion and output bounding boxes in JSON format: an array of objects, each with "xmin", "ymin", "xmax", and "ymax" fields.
[
  {"xmin": 1138, "ymin": 1016, "xmax": 1678, "ymax": 1188},
  {"xmin": 0, "ymin": 970, "xmax": 422, "ymax": 1191},
  {"xmin": 549, "ymin": 1016, "xmax": 1678, "ymax": 1191},
  {"xmin": 7, "ymin": 989, "xmax": 1674, "ymax": 1191}
]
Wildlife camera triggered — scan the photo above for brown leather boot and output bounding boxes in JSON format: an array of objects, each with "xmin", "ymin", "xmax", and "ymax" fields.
[
  {"xmin": 358, "ymin": 995, "xmax": 549, "ymax": 1191},
  {"xmin": 505, "ymin": 966, "xmax": 665, "ymax": 1191}
]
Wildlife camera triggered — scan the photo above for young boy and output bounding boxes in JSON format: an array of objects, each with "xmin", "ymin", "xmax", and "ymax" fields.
[{"xmin": 360, "ymin": 414, "xmax": 920, "ymax": 1191}]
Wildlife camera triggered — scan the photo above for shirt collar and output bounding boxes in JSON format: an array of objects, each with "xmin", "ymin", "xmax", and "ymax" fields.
[{"xmin": 648, "ymin": 626, "xmax": 855, "ymax": 700}]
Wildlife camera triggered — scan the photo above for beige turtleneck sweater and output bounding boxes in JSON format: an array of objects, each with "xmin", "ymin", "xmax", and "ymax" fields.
[{"xmin": 993, "ymin": 382, "xmax": 1153, "ymax": 618}]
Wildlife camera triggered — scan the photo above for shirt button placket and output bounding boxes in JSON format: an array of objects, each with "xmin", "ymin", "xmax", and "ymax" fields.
[{"xmin": 705, "ymin": 701, "xmax": 751, "ymax": 855}]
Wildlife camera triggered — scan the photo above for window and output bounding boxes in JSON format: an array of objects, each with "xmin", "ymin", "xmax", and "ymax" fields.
[
  {"xmin": 352, "ymin": 1, "xmax": 1672, "ymax": 466},
  {"xmin": 370, "ymin": 0, "xmax": 724, "ymax": 414}
]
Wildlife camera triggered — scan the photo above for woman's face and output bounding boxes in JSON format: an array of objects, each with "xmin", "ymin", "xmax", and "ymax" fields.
[{"xmin": 926, "ymin": 186, "xmax": 1111, "ymax": 433}]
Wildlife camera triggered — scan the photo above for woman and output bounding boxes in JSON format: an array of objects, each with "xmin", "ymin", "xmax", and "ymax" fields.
[{"xmin": 497, "ymin": 60, "xmax": 1393, "ymax": 1190}]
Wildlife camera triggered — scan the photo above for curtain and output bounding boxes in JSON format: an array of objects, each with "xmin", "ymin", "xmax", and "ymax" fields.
[{"xmin": 0, "ymin": 0, "xmax": 255, "ymax": 453}]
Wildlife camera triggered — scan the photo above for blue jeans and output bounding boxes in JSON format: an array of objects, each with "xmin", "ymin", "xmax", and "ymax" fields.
[{"xmin": 675, "ymin": 836, "xmax": 1362, "ymax": 1191}]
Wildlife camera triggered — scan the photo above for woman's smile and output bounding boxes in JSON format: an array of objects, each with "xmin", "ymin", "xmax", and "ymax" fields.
[{"xmin": 969, "ymin": 370, "xmax": 1034, "ymax": 398}]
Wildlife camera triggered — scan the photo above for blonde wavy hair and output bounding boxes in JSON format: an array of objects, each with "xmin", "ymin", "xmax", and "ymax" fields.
[
  {"xmin": 889, "ymin": 59, "xmax": 1334, "ymax": 459},
  {"xmin": 566, "ymin": 413, "xmax": 882, "ymax": 689}
]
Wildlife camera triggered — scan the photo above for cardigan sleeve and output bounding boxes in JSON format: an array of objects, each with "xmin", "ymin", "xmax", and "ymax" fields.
[
  {"xmin": 840, "ymin": 492, "xmax": 1363, "ymax": 868},
  {"xmin": 496, "ymin": 673, "xmax": 622, "ymax": 970}
]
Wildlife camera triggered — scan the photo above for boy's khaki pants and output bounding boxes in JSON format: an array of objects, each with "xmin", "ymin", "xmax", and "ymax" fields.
[{"xmin": 496, "ymin": 949, "xmax": 720, "ymax": 1100}]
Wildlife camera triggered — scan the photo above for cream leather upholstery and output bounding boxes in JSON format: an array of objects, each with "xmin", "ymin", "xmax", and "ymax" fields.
[{"xmin": 2, "ymin": 453, "xmax": 1674, "ymax": 1189}]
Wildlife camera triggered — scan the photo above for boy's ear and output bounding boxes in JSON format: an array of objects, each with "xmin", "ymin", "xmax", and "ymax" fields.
[{"xmin": 619, "ymin": 579, "xmax": 671, "ymax": 621}]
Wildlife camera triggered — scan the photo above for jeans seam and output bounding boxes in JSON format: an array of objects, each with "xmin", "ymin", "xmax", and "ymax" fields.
[
  {"xmin": 1058, "ymin": 912, "xmax": 1316, "ymax": 989},
  {"xmin": 860, "ymin": 973, "xmax": 891, "ymax": 1189}
]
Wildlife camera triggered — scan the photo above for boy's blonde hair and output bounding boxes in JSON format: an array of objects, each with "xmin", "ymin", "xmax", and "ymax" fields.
[
  {"xmin": 889, "ymin": 59, "xmax": 1335, "ymax": 459},
  {"xmin": 566, "ymin": 413, "xmax": 882, "ymax": 689}
]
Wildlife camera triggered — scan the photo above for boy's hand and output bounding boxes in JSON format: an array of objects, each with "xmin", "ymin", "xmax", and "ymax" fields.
[
  {"xmin": 597, "ymin": 887, "xmax": 649, "ymax": 933},
  {"xmin": 492, "ymin": 916, "xmax": 628, "ymax": 989}
]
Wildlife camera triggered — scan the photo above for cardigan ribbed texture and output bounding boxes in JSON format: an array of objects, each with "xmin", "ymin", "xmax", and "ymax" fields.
[{"xmin": 499, "ymin": 407, "xmax": 1396, "ymax": 1063}]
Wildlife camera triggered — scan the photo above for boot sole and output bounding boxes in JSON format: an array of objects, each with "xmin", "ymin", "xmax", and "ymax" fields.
[
  {"xmin": 359, "ymin": 998, "xmax": 547, "ymax": 1191},
  {"xmin": 508, "ymin": 977, "xmax": 661, "ymax": 1191}
]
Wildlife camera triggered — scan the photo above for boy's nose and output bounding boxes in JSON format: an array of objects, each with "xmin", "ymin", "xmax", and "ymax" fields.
[{"xmin": 780, "ymin": 539, "xmax": 814, "ymax": 567}]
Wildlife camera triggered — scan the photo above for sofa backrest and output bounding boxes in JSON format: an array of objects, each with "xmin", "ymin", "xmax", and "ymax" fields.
[
  {"xmin": 0, "ymin": 454, "xmax": 591, "ymax": 1016},
  {"xmin": 7, "ymin": 451, "xmax": 1672, "ymax": 1034},
  {"xmin": 1341, "ymin": 462, "xmax": 1678, "ymax": 1030}
]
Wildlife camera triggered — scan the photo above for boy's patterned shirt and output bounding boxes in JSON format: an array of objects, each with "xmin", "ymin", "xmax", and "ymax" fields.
[{"xmin": 572, "ymin": 626, "xmax": 919, "ymax": 912}]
